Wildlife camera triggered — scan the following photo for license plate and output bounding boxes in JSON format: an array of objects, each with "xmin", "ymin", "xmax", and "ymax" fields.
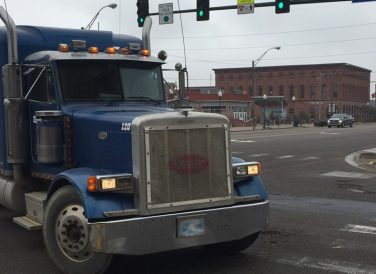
[{"xmin": 177, "ymin": 216, "xmax": 205, "ymax": 237}]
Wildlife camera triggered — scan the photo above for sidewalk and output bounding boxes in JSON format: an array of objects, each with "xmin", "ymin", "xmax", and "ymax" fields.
[{"xmin": 230, "ymin": 123, "xmax": 314, "ymax": 132}]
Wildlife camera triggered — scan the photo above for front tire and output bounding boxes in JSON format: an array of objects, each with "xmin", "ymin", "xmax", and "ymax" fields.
[{"xmin": 43, "ymin": 185, "xmax": 112, "ymax": 274}]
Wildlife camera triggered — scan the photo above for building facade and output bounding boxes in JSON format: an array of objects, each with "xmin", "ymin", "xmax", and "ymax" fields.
[{"xmin": 186, "ymin": 63, "xmax": 372, "ymax": 125}]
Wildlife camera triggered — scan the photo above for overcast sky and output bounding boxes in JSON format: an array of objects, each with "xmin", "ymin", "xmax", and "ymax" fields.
[{"xmin": 2, "ymin": 0, "xmax": 376, "ymax": 94}]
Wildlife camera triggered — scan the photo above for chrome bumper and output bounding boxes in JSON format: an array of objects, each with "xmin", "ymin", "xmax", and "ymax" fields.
[{"xmin": 88, "ymin": 200, "xmax": 269, "ymax": 255}]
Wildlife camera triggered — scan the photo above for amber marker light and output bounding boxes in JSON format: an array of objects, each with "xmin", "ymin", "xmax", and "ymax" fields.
[
  {"xmin": 139, "ymin": 49, "xmax": 151, "ymax": 56},
  {"xmin": 105, "ymin": 47, "xmax": 117, "ymax": 54},
  {"xmin": 88, "ymin": 47, "xmax": 99, "ymax": 54},
  {"xmin": 58, "ymin": 44, "xmax": 69, "ymax": 52},
  {"xmin": 87, "ymin": 176, "xmax": 98, "ymax": 192},
  {"xmin": 120, "ymin": 47, "xmax": 129, "ymax": 55}
]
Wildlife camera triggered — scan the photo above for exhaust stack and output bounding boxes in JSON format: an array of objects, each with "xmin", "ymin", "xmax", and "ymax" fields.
[
  {"xmin": 142, "ymin": 16, "xmax": 152, "ymax": 51},
  {"xmin": 0, "ymin": 6, "xmax": 29, "ymax": 212}
]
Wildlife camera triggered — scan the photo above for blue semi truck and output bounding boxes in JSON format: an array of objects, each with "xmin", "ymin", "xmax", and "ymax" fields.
[{"xmin": 0, "ymin": 6, "xmax": 269, "ymax": 274}]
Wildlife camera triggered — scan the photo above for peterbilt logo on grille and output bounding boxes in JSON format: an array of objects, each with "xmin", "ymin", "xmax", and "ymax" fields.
[{"xmin": 169, "ymin": 154, "xmax": 209, "ymax": 174}]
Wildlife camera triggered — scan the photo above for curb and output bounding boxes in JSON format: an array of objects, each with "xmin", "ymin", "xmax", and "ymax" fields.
[{"xmin": 345, "ymin": 148, "xmax": 376, "ymax": 173}]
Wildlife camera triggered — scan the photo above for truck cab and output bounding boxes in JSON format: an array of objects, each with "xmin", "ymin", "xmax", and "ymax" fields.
[{"xmin": 0, "ymin": 9, "xmax": 269, "ymax": 274}]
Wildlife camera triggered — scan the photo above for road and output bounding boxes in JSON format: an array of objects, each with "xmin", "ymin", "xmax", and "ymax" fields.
[{"xmin": 0, "ymin": 123, "xmax": 375, "ymax": 273}]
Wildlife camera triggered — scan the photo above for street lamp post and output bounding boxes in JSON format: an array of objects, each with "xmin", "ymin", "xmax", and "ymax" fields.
[
  {"xmin": 218, "ymin": 89, "xmax": 223, "ymax": 114},
  {"xmin": 251, "ymin": 47, "xmax": 281, "ymax": 130},
  {"xmin": 263, "ymin": 93, "xmax": 267, "ymax": 129},
  {"xmin": 85, "ymin": 3, "xmax": 117, "ymax": 30},
  {"xmin": 292, "ymin": 95, "xmax": 296, "ymax": 126}
]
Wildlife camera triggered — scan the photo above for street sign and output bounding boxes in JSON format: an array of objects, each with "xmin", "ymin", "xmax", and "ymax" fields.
[
  {"xmin": 237, "ymin": 0, "xmax": 254, "ymax": 14},
  {"xmin": 159, "ymin": 3, "xmax": 173, "ymax": 25}
]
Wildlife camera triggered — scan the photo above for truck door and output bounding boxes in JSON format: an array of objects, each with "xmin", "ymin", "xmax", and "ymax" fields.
[{"xmin": 22, "ymin": 65, "xmax": 59, "ymax": 162}]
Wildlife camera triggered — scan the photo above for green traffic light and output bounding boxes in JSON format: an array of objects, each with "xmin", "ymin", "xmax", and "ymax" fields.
[
  {"xmin": 198, "ymin": 9, "xmax": 204, "ymax": 17},
  {"xmin": 139, "ymin": 17, "xmax": 144, "ymax": 23},
  {"xmin": 278, "ymin": 2, "xmax": 284, "ymax": 9}
]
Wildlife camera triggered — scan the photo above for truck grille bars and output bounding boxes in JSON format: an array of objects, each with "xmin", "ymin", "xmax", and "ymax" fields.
[{"xmin": 145, "ymin": 124, "xmax": 232, "ymax": 209}]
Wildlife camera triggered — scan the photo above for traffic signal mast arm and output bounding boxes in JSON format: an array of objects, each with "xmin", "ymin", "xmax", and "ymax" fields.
[{"xmin": 148, "ymin": 0, "xmax": 353, "ymax": 16}]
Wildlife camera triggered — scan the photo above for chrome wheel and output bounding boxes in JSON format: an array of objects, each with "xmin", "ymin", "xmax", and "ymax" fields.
[{"xmin": 56, "ymin": 204, "xmax": 93, "ymax": 262}]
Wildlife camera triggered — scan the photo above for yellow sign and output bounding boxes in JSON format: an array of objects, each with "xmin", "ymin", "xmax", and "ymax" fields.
[
  {"xmin": 238, "ymin": 0, "xmax": 254, "ymax": 3},
  {"xmin": 237, "ymin": 0, "xmax": 255, "ymax": 14}
]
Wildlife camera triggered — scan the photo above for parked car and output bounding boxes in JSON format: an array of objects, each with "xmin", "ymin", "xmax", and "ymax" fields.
[
  {"xmin": 314, "ymin": 119, "xmax": 328, "ymax": 127},
  {"xmin": 327, "ymin": 113, "xmax": 353, "ymax": 128}
]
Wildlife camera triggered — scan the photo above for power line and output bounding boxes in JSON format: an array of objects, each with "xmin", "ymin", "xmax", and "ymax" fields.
[
  {"xmin": 166, "ymin": 50, "xmax": 376, "ymax": 67},
  {"xmin": 156, "ymin": 36, "xmax": 376, "ymax": 51},
  {"xmin": 153, "ymin": 22, "xmax": 376, "ymax": 40}
]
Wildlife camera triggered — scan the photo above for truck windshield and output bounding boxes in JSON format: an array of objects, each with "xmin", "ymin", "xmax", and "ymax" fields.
[{"xmin": 57, "ymin": 60, "xmax": 164, "ymax": 102}]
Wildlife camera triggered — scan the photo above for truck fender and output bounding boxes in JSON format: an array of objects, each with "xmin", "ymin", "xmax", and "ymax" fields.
[
  {"xmin": 231, "ymin": 156, "xmax": 268, "ymax": 200},
  {"xmin": 48, "ymin": 167, "xmax": 134, "ymax": 220}
]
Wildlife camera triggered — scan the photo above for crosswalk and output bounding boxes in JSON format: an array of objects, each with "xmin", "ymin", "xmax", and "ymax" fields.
[
  {"xmin": 232, "ymin": 152, "xmax": 320, "ymax": 162},
  {"xmin": 268, "ymin": 194, "xmax": 376, "ymax": 273}
]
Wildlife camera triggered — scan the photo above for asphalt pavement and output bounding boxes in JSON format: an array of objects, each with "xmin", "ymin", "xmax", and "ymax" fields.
[{"xmin": 231, "ymin": 122, "xmax": 376, "ymax": 173}]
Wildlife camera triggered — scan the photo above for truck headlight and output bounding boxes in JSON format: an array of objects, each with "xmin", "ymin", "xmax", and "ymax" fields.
[
  {"xmin": 87, "ymin": 174, "xmax": 134, "ymax": 192},
  {"xmin": 233, "ymin": 162, "xmax": 260, "ymax": 180},
  {"xmin": 339, "ymin": 120, "xmax": 343, "ymax": 123}
]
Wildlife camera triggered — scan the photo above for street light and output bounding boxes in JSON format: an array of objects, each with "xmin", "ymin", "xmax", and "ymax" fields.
[
  {"xmin": 251, "ymin": 46, "xmax": 281, "ymax": 130},
  {"xmin": 85, "ymin": 3, "xmax": 117, "ymax": 30},
  {"xmin": 292, "ymin": 95, "xmax": 296, "ymax": 126},
  {"xmin": 218, "ymin": 89, "xmax": 223, "ymax": 113},
  {"xmin": 263, "ymin": 93, "xmax": 267, "ymax": 129}
]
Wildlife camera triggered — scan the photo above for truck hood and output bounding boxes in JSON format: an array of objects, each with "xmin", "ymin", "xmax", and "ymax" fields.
[
  {"xmin": 61, "ymin": 103, "xmax": 172, "ymax": 173},
  {"xmin": 63, "ymin": 103, "xmax": 171, "ymax": 128}
]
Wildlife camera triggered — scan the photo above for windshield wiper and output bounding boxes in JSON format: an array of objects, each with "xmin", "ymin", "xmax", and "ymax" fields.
[{"xmin": 124, "ymin": 96, "xmax": 161, "ymax": 105}]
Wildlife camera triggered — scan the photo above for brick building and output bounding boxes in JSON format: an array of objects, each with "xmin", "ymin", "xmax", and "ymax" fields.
[{"xmin": 186, "ymin": 63, "xmax": 372, "ymax": 125}]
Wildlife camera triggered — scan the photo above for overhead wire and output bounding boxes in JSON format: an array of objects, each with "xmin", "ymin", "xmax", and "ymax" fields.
[
  {"xmin": 153, "ymin": 22, "xmax": 376, "ymax": 40},
  {"xmin": 155, "ymin": 35, "xmax": 376, "ymax": 51}
]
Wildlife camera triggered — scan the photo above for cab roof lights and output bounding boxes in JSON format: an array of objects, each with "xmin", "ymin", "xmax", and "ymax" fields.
[
  {"xmin": 88, "ymin": 47, "xmax": 99, "ymax": 54},
  {"xmin": 58, "ymin": 44, "xmax": 69, "ymax": 52}
]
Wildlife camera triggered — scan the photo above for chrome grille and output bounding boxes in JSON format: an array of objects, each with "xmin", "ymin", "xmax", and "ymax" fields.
[{"xmin": 145, "ymin": 124, "xmax": 231, "ymax": 209}]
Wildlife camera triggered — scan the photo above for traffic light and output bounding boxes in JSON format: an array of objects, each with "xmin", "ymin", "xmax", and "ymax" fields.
[
  {"xmin": 275, "ymin": 0, "xmax": 290, "ymax": 14},
  {"xmin": 196, "ymin": 0, "xmax": 209, "ymax": 21},
  {"xmin": 137, "ymin": 0, "xmax": 149, "ymax": 27}
]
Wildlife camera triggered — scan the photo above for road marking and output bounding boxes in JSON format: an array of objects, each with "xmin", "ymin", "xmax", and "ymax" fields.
[
  {"xmin": 231, "ymin": 151, "xmax": 243, "ymax": 155},
  {"xmin": 276, "ymin": 255, "xmax": 376, "ymax": 273},
  {"xmin": 320, "ymin": 131, "xmax": 340, "ymax": 135},
  {"xmin": 347, "ymin": 189, "xmax": 365, "ymax": 193},
  {"xmin": 231, "ymin": 140, "xmax": 255, "ymax": 143},
  {"xmin": 247, "ymin": 131, "xmax": 318, "ymax": 139},
  {"xmin": 247, "ymin": 153, "xmax": 269, "ymax": 157},
  {"xmin": 300, "ymin": 156, "xmax": 319, "ymax": 161},
  {"xmin": 340, "ymin": 224, "xmax": 376, "ymax": 235},
  {"xmin": 321, "ymin": 171, "xmax": 376, "ymax": 179},
  {"xmin": 276, "ymin": 155, "xmax": 294, "ymax": 159}
]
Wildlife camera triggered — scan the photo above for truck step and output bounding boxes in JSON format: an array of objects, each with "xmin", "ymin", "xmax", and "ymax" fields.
[
  {"xmin": 25, "ymin": 191, "xmax": 47, "ymax": 203},
  {"xmin": 25, "ymin": 191, "xmax": 47, "ymax": 224},
  {"xmin": 13, "ymin": 216, "xmax": 42, "ymax": 231}
]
